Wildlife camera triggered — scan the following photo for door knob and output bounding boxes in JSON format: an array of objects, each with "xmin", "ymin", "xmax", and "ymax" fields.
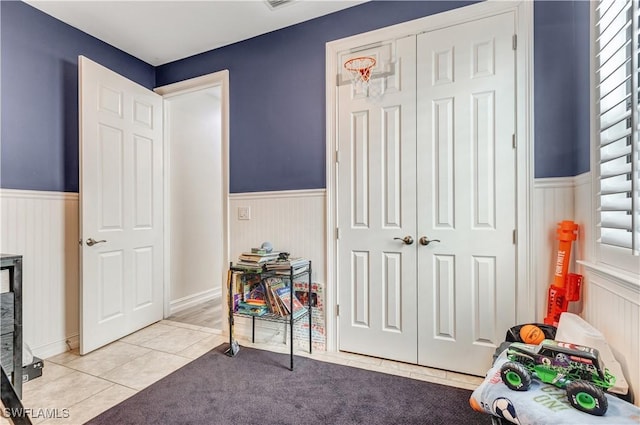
[
  {"xmin": 86, "ymin": 238, "xmax": 107, "ymax": 247},
  {"xmin": 393, "ymin": 236, "xmax": 414, "ymax": 245},
  {"xmin": 419, "ymin": 237, "xmax": 440, "ymax": 246}
]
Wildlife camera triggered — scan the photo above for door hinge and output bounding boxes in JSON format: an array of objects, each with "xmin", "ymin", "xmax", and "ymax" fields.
[
  {"xmin": 336, "ymin": 227, "xmax": 340, "ymax": 240},
  {"xmin": 336, "ymin": 305, "xmax": 340, "ymax": 316},
  {"xmin": 512, "ymin": 134, "xmax": 516, "ymax": 149},
  {"xmin": 512, "ymin": 34, "xmax": 517, "ymax": 50},
  {"xmin": 513, "ymin": 229, "xmax": 517, "ymax": 244},
  {"xmin": 335, "ymin": 151, "xmax": 340, "ymax": 164}
]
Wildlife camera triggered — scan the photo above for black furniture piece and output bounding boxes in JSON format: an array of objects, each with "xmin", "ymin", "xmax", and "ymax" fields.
[
  {"xmin": 1, "ymin": 254, "xmax": 31, "ymax": 425},
  {"xmin": 1, "ymin": 254, "xmax": 23, "ymax": 399},
  {"xmin": 227, "ymin": 261, "xmax": 312, "ymax": 370}
]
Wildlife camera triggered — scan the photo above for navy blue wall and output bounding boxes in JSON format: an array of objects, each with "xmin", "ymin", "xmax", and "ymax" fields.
[
  {"xmin": 0, "ymin": 0, "xmax": 154, "ymax": 192},
  {"xmin": 156, "ymin": 0, "xmax": 477, "ymax": 193},
  {"xmin": 159, "ymin": 0, "xmax": 591, "ymax": 190},
  {"xmin": 534, "ymin": 0, "xmax": 590, "ymax": 178},
  {"xmin": 1, "ymin": 0, "xmax": 590, "ymax": 193}
]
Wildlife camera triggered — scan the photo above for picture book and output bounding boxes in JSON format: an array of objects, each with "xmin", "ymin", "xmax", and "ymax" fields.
[
  {"xmin": 236, "ymin": 301, "xmax": 268, "ymax": 317},
  {"xmin": 275, "ymin": 286, "xmax": 306, "ymax": 318},
  {"xmin": 264, "ymin": 277, "xmax": 286, "ymax": 316}
]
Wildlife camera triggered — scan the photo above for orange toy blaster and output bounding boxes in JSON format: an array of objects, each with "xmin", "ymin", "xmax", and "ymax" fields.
[{"xmin": 544, "ymin": 220, "xmax": 583, "ymax": 326}]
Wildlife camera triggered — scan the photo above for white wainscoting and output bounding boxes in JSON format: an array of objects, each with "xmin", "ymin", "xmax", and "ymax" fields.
[
  {"xmin": 228, "ymin": 189, "xmax": 326, "ymax": 344},
  {"xmin": 0, "ymin": 189, "xmax": 79, "ymax": 359},
  {"xmin": 229, "ymin": 189, "xmax": 326, "ymax": 284},
  {"xmin": 536, "ymin": 173, "xmax": 639, "ymax": 404},
  {"xmin": 573, "ymin": 172, "xmax": 640, "ymax": 403},
  {"xmin": 532, "ymin": 177, "xmax": 576, "ymax": 319}
]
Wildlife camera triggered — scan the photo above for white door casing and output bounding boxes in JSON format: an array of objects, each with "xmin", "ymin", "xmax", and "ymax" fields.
[
  {"xmin": 337, "ymin": 36, "xmax": 418, "ymax": 363},
  {"xmin": 416, "ymin": 12, "xmax": 517, "ymax": 375},
  {"xmin": 79, "ymin": 56, "xmax": 164, "ymax": 354}
]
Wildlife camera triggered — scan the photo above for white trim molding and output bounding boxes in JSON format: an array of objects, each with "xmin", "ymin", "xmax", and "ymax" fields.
[
  {"xmin": 169, "ymin": 288, "xmax": 222, "ymax": 316},
  {"xmin": 155, "ymin": 69, "xmax": 231, "ymax": 319}
]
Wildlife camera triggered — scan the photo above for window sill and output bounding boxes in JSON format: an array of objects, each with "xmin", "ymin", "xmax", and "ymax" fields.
[{"xmin": 577, "ymin": 260, "xmax": 640, "ymax": 294}]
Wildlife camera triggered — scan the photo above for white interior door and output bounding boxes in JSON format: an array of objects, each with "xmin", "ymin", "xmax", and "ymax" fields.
[
  {"xmin": 416, "ymin": 12, "xmax": 516, "ymax": 375},
  {"xmin": 79, "ymin": 56, "xmax": 164, "ymax": 354},
  {"xmin": 337, "ymin": 36, "xmax": 418, "ymax": 363}
]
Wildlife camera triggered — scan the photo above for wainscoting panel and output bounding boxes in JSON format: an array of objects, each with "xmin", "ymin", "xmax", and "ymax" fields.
[
  {"xmin": 536, "ymin": 173, "xmax": 639, "ymax": 404},
  {"xmin": 582, "ymin": 273, "xmax": 639, "ymax": 403},
  {"xmin": 229, "ymin": 190, "xmax": 326, "ymax": 343},
  {"xmin": 229, "ymin": 190, "xmax": 326, "ymax": 284},
  {"xmin": 532, "ymin": 177, "xmax": 575, "ymax": 319},
  {"xmin": 573, "ymin": 172, "xmax": 639, "ymax": 403},
  {"xmin": 0, "ymin": 189, "xmax": 79, "ymax": 359}
]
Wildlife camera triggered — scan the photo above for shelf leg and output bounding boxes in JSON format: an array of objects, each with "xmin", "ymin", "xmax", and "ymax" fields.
[{"xmin": 308, "ymin": 273, "xmax": 312, "ymax": 354}]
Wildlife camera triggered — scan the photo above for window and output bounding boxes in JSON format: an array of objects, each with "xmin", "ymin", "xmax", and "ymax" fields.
[{"xmin": 594, "ymin": 0, "xmax": 640, "ymax": 275}]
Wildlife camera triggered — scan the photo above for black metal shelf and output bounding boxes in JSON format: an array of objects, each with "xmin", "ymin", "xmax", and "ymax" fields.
[{"xmin": 226, "ymin": 260, "xmax": 312, "ymax": 370}]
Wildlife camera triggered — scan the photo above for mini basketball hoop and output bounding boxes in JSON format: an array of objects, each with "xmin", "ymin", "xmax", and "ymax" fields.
[{"xmin": 344, "ymin": 56, "xmax": 376, "ymax": 87}]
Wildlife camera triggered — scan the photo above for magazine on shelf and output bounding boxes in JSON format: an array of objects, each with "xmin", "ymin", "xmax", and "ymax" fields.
[{"xmin": 265, "ymin": 257, "xmax": 309, "ymax": 270}]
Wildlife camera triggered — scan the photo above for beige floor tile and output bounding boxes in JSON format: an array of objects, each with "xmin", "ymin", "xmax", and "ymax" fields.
[
  {"xmin": 25, "ymin": 361, "xmax": 76, "ymax": 386},
  {"xmin": 62, "ymin": 341, "xmax": 151, "ymax": 377},
  {"xmin": 21, "ymin": 371, "xmax": 113, "ymax": 417},
  {"xmin": 45, "ymin": 349, "xmax": 80, "ymax": 366},
  {"xmin": 160, "ymin": 319, "xmax": 220, "ymax": 334},
  {"xmin": 134, "ymin": 326, "xmax": 213, "ymax": 354},
  {"xmin": 380, "ymin": 359, "xmax": 448, "ymax": 379},
  {"xmin": 176, "ymin": 334, "xmax": 227, "ymax": 359},
  {"xmin": 40, "ymin": 384, "xmax": 136, "ymax": 425},
  {"xmin": 118, "ymin": 322, "xmax": 176, "ymax": 345},
  {"xmin": 100, "ymin": 350, "xmax": 191, "ymax": 391},
  {"xmin": 446, "ymin": 370, "xmax": 484, "ymax": 385}
]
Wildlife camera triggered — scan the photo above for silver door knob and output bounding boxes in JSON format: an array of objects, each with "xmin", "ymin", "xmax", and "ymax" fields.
[
  {"xmin": 86, "ymin": 238, "xmax": 107, "ymax": 246},
  {"xmin": 419, "ymin": 237, "xmax": 440, "ymax": 246},
  {"xmin": 393, "ymin": 236, "xmax": 414, "ymax": 245}
]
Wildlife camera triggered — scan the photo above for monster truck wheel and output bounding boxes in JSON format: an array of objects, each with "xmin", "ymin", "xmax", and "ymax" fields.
[
  {"xmin": 500, "ymin": 361, "xmax": 532, "ymax": 391},
  {"xmin": 566, "ymin": 380, "xmax": 608, "ymax": 416}
]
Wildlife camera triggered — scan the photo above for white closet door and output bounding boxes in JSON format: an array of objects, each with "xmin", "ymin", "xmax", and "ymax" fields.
[
  {"xmin": 416, "ymin": 12, "xmax": 517, "ymax": 375},
  {"xmin": 337, "ymin": 36, "xmax": 419, "ymax": 363}
]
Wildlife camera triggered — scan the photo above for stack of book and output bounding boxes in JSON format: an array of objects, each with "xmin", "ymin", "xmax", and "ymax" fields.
[
  {"xmin": 233, "ymin": 248, "xmax": 281, "ymax": 271},
  {"xmin": 265, "ymin": 257, "xmax": 310, "ymax": 275}
]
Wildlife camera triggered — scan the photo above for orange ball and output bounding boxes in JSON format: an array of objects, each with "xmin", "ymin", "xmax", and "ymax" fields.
[{"xmin": 520, "ymin": 324, "xmax": 545, "ymax": 344}]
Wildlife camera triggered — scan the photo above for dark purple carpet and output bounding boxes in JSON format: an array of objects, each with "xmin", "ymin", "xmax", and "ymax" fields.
[{"xmin": 86, "ymin": 344, "xmax": 490, "ymax": 425}]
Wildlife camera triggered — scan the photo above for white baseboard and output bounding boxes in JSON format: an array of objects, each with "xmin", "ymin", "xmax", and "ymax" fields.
[
  {"xmin": 168, "ymin": 288, "xmax": 222, "ymax": 316},
  {"xmin": 31, "ymin": 334, "xmax": 79, "ymax": 360}
]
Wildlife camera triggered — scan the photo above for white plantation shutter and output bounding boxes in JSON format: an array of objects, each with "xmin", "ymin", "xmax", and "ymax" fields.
[{"xmin": 596, "ymin": 0, "xmax": 640, "ymax": 262}]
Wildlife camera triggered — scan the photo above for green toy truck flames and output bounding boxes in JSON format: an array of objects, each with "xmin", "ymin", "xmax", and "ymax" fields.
[{"xmin": 500, "ymin": 339, "xmax": 616, "ymax": 416}]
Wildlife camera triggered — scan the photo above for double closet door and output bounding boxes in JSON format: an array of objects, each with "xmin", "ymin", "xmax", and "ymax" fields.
[{"xmin": 337, "ymin": 12, "xmax": 517, "ymax": 376}]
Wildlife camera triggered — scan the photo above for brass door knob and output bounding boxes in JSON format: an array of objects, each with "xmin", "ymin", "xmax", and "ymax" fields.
[
  {"xmin": 393, "ymin": 236, "xmax": 414, "ymax": 245},
  {"xmin": 419, "ymin": 237, "xmax": 441, "ymax": 246}
]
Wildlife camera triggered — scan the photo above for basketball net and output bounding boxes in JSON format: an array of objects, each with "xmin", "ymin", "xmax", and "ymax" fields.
[{"xmin": 344, "ymin": 56, "xmax": 376, "ymax": 94}]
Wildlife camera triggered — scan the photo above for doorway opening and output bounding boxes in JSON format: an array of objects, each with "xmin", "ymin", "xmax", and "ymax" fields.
[{"xmin": 156, "ymin": 72, "xmax": 230, "ymax": 333}]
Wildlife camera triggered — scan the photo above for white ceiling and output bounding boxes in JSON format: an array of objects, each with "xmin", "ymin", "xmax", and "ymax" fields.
[{"xmin": 25, "ymin": 0, "xmax": 368, "ymax": 66}]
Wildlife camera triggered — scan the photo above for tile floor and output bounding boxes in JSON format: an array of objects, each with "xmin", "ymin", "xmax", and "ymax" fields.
[{"xmin": 2, "ymin": 305, "xmax": 483, "ymax": 425}]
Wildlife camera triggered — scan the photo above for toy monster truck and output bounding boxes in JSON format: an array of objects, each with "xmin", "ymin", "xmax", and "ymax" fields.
[{"xmin": 500, "ymin": 339, "xmax": 616, "ymax": 416}]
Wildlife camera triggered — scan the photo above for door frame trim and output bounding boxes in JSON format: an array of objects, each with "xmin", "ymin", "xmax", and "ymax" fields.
[
  {"xmin": 154, "ymin": 70, "xmax": 231, "ymax": 319},
  {"xmin": 325, "ymin": 0, "xmax": 534, "ymax": 352}
]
